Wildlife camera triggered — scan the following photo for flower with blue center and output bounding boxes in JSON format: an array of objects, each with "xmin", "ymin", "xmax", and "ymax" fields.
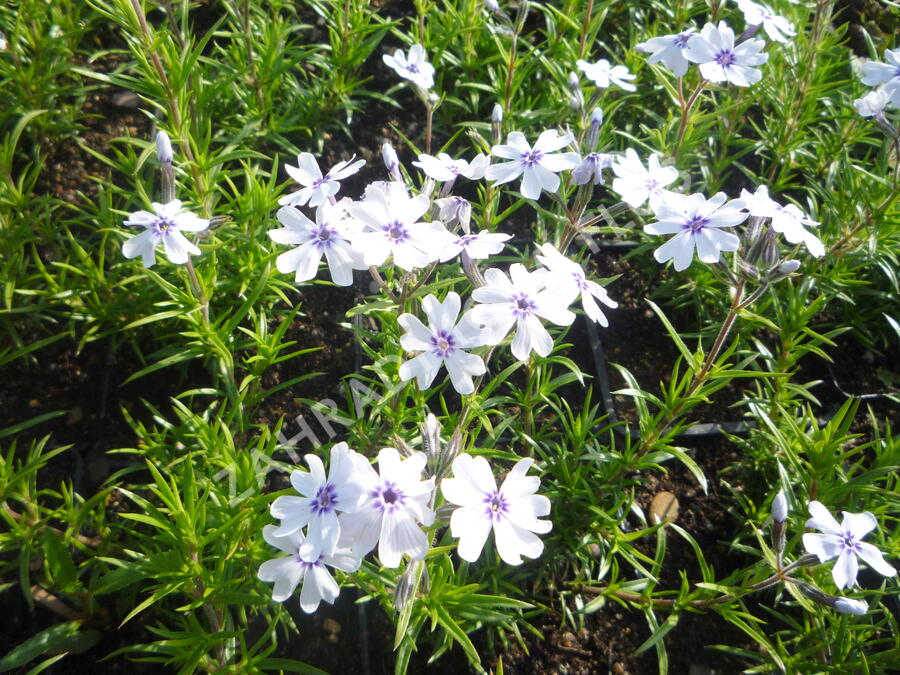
[
  {"xmin": 802, "ymin": 501, "xmax": 896, "ymax": 590},
  {"xmin": 121, "ymin": 199, "xmax": 209, "ymax": 268},
  {"xmin": 485, "ymin": 130, "xmax": 581, "ymax": 200},
  {"xmin": 635, "ymin": 28, "xmax": 697, "ymax": 77},
  {"xmin": 735, "ymin": 0, "xmax": 795, "ymax": 43},
  {"xmin": 279, "ymin": 152, "xmax": 365, "ymax": 208},
  {"xmin": 684, "ymin": 21, "xmax": 768, "ymax": 87},
  {"xmin": 382, "ymin": 43, "xmax": 435, "ymax": 91},
  {"xmin": 644, "ymin": 192, "xmax": 748, "ymax": 271},
  {"xmin": 257, "ymin": 524, "xmax": 360, "ymax": 612},
  {"xmin": 576, "ymin": 58, "xmax": 637, "ymax": 92},
  {"xmin": 268, "ymin": 201, "xmax": 366, "ymax": 286},
  {"xmin": 270, "ymin": 442, "xmax": 372, "ymax": 560},
  {"xmin": 535, "ymin": 243, "xmax": 618, "ymax": 327},
  {"xmin": 441, "ymin": 454, "xmax": 552, "ymax": 565},
  {"xmin": 338, "ymin": 448, "xmax": 435, "ymax": 568},
  {"xmin": 860, "ymin": 48, "xmax": 900, "ymax": 108},
  {"xmin": 398, "ymin": 292, "xmax": 487, "ymax": 395}
]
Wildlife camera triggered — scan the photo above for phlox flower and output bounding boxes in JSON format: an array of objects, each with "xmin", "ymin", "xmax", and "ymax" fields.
[
  {"xmin": 269, "ymin": 442, "xmax": 372, "ymax": 560},
  {"xmin": 439, "ymin": 229, "xmax": 511, "ymax": 262},
  {"xmin": 435, "ymin": 196, "xmax": 472, "ymax": 230},
  {"xmin": 338, "ymin": 448, "xmax": 436, "ymax": 568},
  {"xmin": 268, "ymin": 201, "xmax": 366, "ymax": 286},
  {"xmin": 412, "ymin": 153, "xmax": 490, "ymax": 182},
  {"xmin": 441, "ymin": 454, "xmax": 551, "ymax": 565},
  {"xmin": 610, "ymin": 148, "xmax": 679, "ymax": 211},
  {"xmin": 635, "ymin": 29, "xmax": 697, "ymax": 77},
  {"xmin": 576, "ymin": 58, "xmax": 637, "ymax": 92},
  {"xmin": 739, "ymin": 185, "xmax": 824, "ymax": 257},
  {"xmin": 644, "ymin": 192, "xmax": 747, "ymax": 271},
  {"xmin": 860, "ymin": 48, "xmax": 900, "ymax": 108},
  {"xmin": 468, "ymin": 263, "xmax": 576, "ymax": 361},
  {"xmin": 398, "ymin": 292, "xmax": 487, "ymax": 395},
  {"xmin": 834, "ymin": 598, "xmax": 868, "ymax": 615},
  {"xmin": 121, "ymin": 199, "xmax": 209, "ymax": 268},
  {"xmin": 535, "ymin": 243, "xmax": 618, "ymax": 327},
  {"xmin": 279, "ymin": 153, "xmax": 365, "ymax": 208},
  {"xmin": 257, "ymin": 525, "xmax": 360, "ymax": 612},
  {"xmin": 572, "ymin": 152, "xmax": 614, "ymax": 186},
  {"xmin": 802, "ymin": 501, "xmax": 896, "ymax": 590},
  {"xmin": 383, "ymin": 43, "xmax": 435, "ymax": 90},
  {"xmin": 854, "ymin": 88, "xmax": 890, "ymax": 118},
  {"xmin": 735, "ymin": 0, "xmax": 796, "ymax": 43},
  {"xmin": 349, "ymin": 183, "xmax": 452, "ymax": 271},
  {"xmin": 485, "ymin": 130, "xmax": 581, "ymax": 200},
  {"xmin": 684, "ymin": 21, "xmax": 768, "ymax": 87}
]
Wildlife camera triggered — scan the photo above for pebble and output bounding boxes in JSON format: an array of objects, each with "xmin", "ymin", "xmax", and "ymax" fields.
[{"xmin": 649, "ymin": 491, "xmax": 680, "ymax": 525}]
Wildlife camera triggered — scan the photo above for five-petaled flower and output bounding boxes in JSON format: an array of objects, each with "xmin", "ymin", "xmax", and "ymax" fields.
[
  {"xmin": 576, "ymin": 58, "xmax": 637, "ymax": 92},
  {"xmin": 121, "ymin": 199, "xmax": 209, "ymax": 268},
  {"xmin": 735, "ymin": 0, "xmax": 796, "ymax": 44},
  {"xmin": 383, "ymin": 43, "xmax": 435, "ymax": 90},
  {"xmin": 268, "ymin": 202, "xmax": 366, "ymax": 286},
  {"xmin": 536, "ymin": 243, "xmax": 618, "ymax": 327},
  {"xmin": 739, "ymin": 185, "xmax": 824, "ymax": 257},
  {"xmin": 485, "ymin": 130, "xmax": 581, "ymax": 200},
  {"xmin": 859, "ymin": 48, "xmax": 900, "ymax": 108},
  {"xmin": 468, "ymin": 263, "xmax": 576, "ymax": 361},
  {"xmin": 412, "ymin": 153, "xmax": 490, "ymax": 183},
  {"xmin": 644, "ymin": 192, "xmax": 748, "ymax": 271},
  {"xmin": 802, "ymin": 501, "xmax": 896, "ymax": 590},
  {"xmin": 684, "ymin": 21, "xmax": 768, "ymax": 87},
  {"xmin": 269, "ymin": 442, "xmax": 371, "ymax": 560},
  {"xmin": 279, "ymin": 153, "xmax": 365, "ymax": 208},
  {"xmin": 610, "ymin": 149, "xmax": 679, "ymax": 211},
  {"xmin": 441, "ymin": 454, "xmax": 552, "ymax": 565},
  {"xmin": 339, "ymin": 448, "xmax": 436, "ymax": 568},
  {"xmin": 635, "ymin": 29, "xmax": 697, "ymax": 77},
  {"xmin": 398, "ymin": 292, "xmax": 487, "ymax": 395},
  {"xmin": 257, "ymin": 525, "xmax": 360, "ymax": 612},
  {"xmin": 439, "ymin": 229, "xmax": 511, "ymax": 262},
  {"xmin": 572, "ymin": 152, "xmax": 614, "ymax": 186}
]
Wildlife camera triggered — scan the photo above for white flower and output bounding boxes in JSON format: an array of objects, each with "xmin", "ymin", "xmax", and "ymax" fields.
[
  {"xmin": 121, "ymin": 199, "xmax": 209, "ymax": 268},
  {"xmin": 854, "ymin": 88, "xmax": 890, "ymax": 117},
  {"xmin": 398, "ymin": 292, "xmax": 487, "ymax": 395},
  {"xmin": 535, "ymin": 243, "xmax": 618, "ymax": 326},
  {"xmin": 383, "ymin": 43, "xmax": 435, "ymax": 90},
  {"xmin": 439, "ymin": 229, "xmax": 511, "ymax": 262},
  {"xmin": 269, "ymin": 442, "xmax": 373, "ymax": 559},
  {"xmin": 635, "ymin": 29, "xmax": 697, "ymax": 77},
  {"xmin": 279, "ymin": 153, "xmax": 365, "ymax": 208},
  {"xmin": 576, "ymin": 58, "xmax": 637, "ymax": 92},
  {"xmin": 435, "ymin": 196, "xmax": 472, "ymax": 230},
  {"xmin": 349, "ymin": 183, "xmax": 452, "ymax": 271},
  {"xmin": 683, "ymin": 21, "xmax": 768, "ymax": 87},
  {"xmin": 610, "ymin": 149, "xmax": 679, "ymax": 211},
  {"xmin": 739, "ymin": 185, "xmax": 824, "ymax": 257},
  {"xmin": 338, "ymin": 448, "xmax": 436, "ymax": 568},
  {"xmin": 802, "ymin": 501, "xmax": 896, "ymax": 590},
  {"xmin": 441, "ymin": 454, "xmax": 551, "ymax": 565},
  {"xmin": 735, "ymin": 0, "xmax": 796, "ymax": 43},
  {"xmin": 644, "ymin": 192, "xmax": 747, "ymax": 271},
  {"xmin": 859, "ymin": 48, "xmax": 900, "ymax": 107},
  {"xmin": 485, "ymin": 130, "xmax": 581, "ymax": 200},
  {"xmin": 572, "ymin": 152, "xmax": 614, "ymax": 186},
  {"xmin": 257, "ymin": 525, "xmax": 360, "ymax": 612},
  {"xmin": 412, "ymin": 153, "xmax": 490, "ymax": 182},
  {"xmin": 833, "ymin": 598, "xmax": 868, "ymax": 616},
  {"xmin": 269, "ymin": 202, "xmax": 366, "ymax": 286},
  {"xmin": 468, "ymin": 263, "xmax": 575, "ymax": 361}
]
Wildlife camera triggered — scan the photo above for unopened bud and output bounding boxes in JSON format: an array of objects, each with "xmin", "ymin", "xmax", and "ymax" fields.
[
  {"xmin": 793, "ymin": 552, "xmax": 821, "ymax": 568},
  {"xmin": 381, "ymin": 142, "xmax": 401, "ymax": 181},
  {"xmin": 461, "ymin": 249, "xmax": 486, "ymax": 288},
  {"xmin": 492, "ymin": 103, "xmax": 503, "ymax": 124},
  {"xmin": 793, "ymin": 580, "xmax": 834, "ymax": 607},
  {"xmin": 586, "ymin": 108, "xmax": 603, "ymax": 149},
  {"xmin": 778, "ymin": 260, "xmax": 800, "ymax": 275},
  {"xmin": 156, "ymin": 130, "xmax": 173, "ymax": 165},
  {"xmin": 492, "ymin": 104, "xmax": 504, "ymax": 144},
  {"xmin": 833, "ymin": 597, "xmax": 868, "ymax": 615},
  {"xmin": 772, "ymin": 490, "xmax": 788, "ymax": 523},
  {"xmin": 393, "ymin": 559, "xmax": 426, "ymax": 611},
  {"xmin": 484, "ymin": 0, "xmax": 501, "ymax": 12}
]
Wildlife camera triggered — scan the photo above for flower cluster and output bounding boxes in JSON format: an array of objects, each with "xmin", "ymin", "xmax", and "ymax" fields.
[
  {"xmin": 259, "ymin": 440, "xmax": 552, "ymax": 610},
  {"xmin": 854, "ymin": 48, "xmax": 900, "ymax": 118}
]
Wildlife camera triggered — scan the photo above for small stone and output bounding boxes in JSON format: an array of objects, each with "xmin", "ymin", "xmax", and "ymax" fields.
[
  {"xmin": 649, "ymin": 491, "xmax": 680, "ymax": 525},
  {"xmin": 67, "ymin": 406, "xmax": 83, "ymax": 424},
  {"xmin": 322, "ymin": 618, "xmax": 341, "ymax": 636}
]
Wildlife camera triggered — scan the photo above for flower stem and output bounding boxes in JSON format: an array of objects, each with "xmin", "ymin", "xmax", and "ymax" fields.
[
  {"xmin": 672, "ymin": 78, "xmax": 707, "ymax": 160},
  {"xmin": 184, "ymin": 257, "xmax": 210, "ymax": 326}
]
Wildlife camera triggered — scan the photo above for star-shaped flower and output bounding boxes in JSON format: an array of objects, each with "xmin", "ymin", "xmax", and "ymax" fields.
[
  {"xmin": 398, "ymin": 292, "xmax": 487, "ymax": 395},
  {"xmin": 735, "ymin": 0, "xmax": 796, "ymax": 43},
  {"xmin": 383, "ymin": 43, "xmax": 435, "ymax": 90},
  {"xmin": 441, "ymin": 454, "xmax": 552, "ymax": 565},
  {"xmin": 860, "ymin": 48, "xmax": 900, "ymax": 108},
  {"xmin": 257, "ymin": 525, "xmax": 360, "ymax": 612},
  {"xmin": 572, "ymin": 151, "xmax": 614, "ymax": 186},
  {"xmin": 635, "ymin": 28, "xmax": 697, "ymax": 77},
  {"xmin": 576, "ymin": 58, "xmax": 637, "ymax": 92},
  {"xmin": 739, "ymin": 185, "xmax": 824, "ymax": 257},
  {"xmin": 278, "ymin": 153, "xmax": 365, "ymax": 208},
  {"xmin": 412, "ymin": 153, "xmax": 490, "ymax": 182},
  {"xmin": 485, "ymin": 130, "xmax": 581, "ymax": 200},
  {"xmin": 802, "ymin": 501, "xmax": 896, "ymax": 590},
  {"xmin": 683, "ymin": 21, "xmax": 768, "ymax": 87},
  {"xmin": 644, "ymin": 192, "xmax": 747, "ymax": 271},
  {"xmin": 610, "ymin": 149, "xmax": 679, "ymax": 211},
  {"xmin": 535, "ymin": 243, "xmax": 618, "ymax": 326},
  {"xmin": 438, "ymin": 229, "xmax": 511, "ymax": 262},
  {"xmin": 121, "ymin": 199, "xmax": 209, "ymax": 268}
]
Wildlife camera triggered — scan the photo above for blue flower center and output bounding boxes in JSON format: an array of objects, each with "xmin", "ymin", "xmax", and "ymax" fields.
[
  {"xmin": 520, "ymin": 150, "xmax": 543, "ymax": 167},
  {"xmin": 484, "ymin": 490, "xmax": 508, "ymax": 520},
  {"xmin": 684, "ymin": 215, "xmax": 708, "ymax": 233},
  {"xmin": 311, "ymin": 483, "xmax": 339, "ymax": 514},
  {"xmin": 512, "ymin": 292, "xmax": 536, "ymax": 317},
  {"xmin": 153, "ymin": 216, "xmax": 176, "ymax": 234},
  {"xmin": 674, "ymin": 32, "xmax": 692, "ymax": 48},
  {"xmin": 407, "ymin": 63, "xmax": 419, "ymax": 74},
  {"xmin": 431, "ymin": 330, "xmax": 456, "ymax": 358},
  {"xmin": 312, "ymin": 224, "xmax": 337, "ymax": 248},
  {"xmin": 715, "ymin": 50, "xmax": 736, "ymax": 67},
  {"xmin": 385, "ymin": 221, "xmax": 408, "ymax": 242}
]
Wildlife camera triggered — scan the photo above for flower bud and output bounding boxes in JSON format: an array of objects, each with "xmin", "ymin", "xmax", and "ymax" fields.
[
  {"xmin": 793, "ymin": 580, "xmax": 834, "ymax": 607},
  {"xmin": 778, "ymin": 260, "xmax": 800, "ymax": 275},
  {"xmin": 156, "ymin": 130, "xmax": 173, "ymax": 165},
  {"xmin": 381, "ymin": 142, "xmax": 402, "ymax": 181},
  {"xmin": 833, "ymin": 597, "xmax": 867, "ymax": 616},
  {"xmin": 393, "ymin": 559, "xmax": 427, "ymax": 611},
  {"xmin": 0, "ymin": 31, "xmax": 7, "ymax": 50},
  {"xmin": 461, "ymin": 249, "xmax": 486, "ymax": 288},
  {"xmin": 772, "ymin": 490, "xmax": 788, "ymax": 523},
  {"xmin": 484, "ymin": 0, "xmax": 501, "ymax": 12},
  {"xmin": 793, "ymin": 552, "xmax": 821, "ymax": 568},
  {"xmin": 586, "ymin": 107, "xmax": 603, "ymax": 150},
  {"xmin": 492, "ymin": 104, "xmax": 504, "ymax": 144}
]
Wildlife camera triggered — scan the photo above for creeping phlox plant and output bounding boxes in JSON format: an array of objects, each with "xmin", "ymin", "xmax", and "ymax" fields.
[{"xmin": 5, "ymin": 0, "xmax": 899, "ymax": 672}]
